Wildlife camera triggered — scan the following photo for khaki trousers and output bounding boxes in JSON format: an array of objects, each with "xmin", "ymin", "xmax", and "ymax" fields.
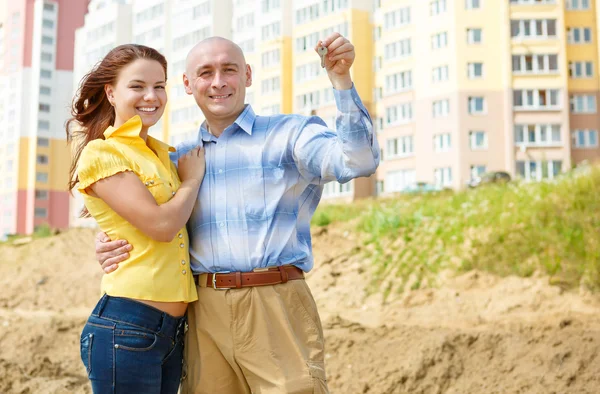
[{"xmin": 181, "ymin": 279, "xmax": 329, "ymax": 394}]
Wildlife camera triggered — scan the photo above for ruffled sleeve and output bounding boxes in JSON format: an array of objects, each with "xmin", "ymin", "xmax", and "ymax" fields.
[{"xmin": 77, "ymin": 140, "xmax": 134, "ymax": 194}]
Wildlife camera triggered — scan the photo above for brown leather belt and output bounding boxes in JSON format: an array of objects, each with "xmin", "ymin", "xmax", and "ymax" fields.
[{"xmin": 194, "ymin": 265, "xmax": 304, "ymax": 290}]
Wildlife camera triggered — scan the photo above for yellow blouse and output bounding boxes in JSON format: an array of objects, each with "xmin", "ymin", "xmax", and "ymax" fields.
[{"xmin": 77, "ymin": 116, "xmax": 197, "ymax": 303}]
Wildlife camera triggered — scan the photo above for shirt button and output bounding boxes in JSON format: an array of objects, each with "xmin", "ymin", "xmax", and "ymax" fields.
[
  {"xmin": 181, "ymin": 260, "xmax": 186, "ymax": 265},
  {"xmin": 172, "ymin": 191, "xmax": 176, "ymax": 196},
  {"xmin": 178, "ymin": 233, "xmax": 183, "ymax": 238},
  {"xmin": 150, "ymin": 180, "xmax": 154, "ymax": 184},
  {"xmin": 218, "ymin": 169, "xmax": 223, "ymax": 174},
  {"xmin": 180, "ymin": 243, "xmax": 184, "ymax": 248},
  {"xmin": 219, "ymin": 222, "xmax": 225, "ymax": 228},
  {"xmin": 145, "ymin": 182, "xmax": 150, "ymax": 186},
  {"xmin": 182, "ymin": 269, "xmax": 187, "ymax": 275}
]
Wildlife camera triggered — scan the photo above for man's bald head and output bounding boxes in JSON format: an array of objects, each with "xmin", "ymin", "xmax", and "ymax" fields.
[
  {"xmin": 182, "ymin": 36, "xmax": 253, "ymax": 134},
  {"xmin": 185, "ymin": 36, "xmax": 246, "ymax": 74}
]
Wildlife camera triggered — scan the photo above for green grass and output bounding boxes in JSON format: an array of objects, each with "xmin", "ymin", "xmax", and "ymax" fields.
[{"xmin": 312, "ymin": 165, "xmax": 600, "ymax": 293}]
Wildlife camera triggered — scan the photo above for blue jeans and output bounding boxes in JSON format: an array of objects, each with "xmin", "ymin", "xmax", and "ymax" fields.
[{"xmin": 80, "ymin": 294, "xmax": 187, "ymax": 394}]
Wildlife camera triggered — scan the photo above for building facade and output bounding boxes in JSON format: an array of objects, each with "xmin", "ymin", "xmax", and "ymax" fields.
[{"xmin": 0, "ymin": 0, "xmax": 87, "ymax": 238}]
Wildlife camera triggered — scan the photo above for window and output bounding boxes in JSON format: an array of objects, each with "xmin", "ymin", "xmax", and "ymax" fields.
[
  {"xmin": 296, "ymin": 91, "xmax": 320, "ymax": 109},
  {"xmin": 37, "ymin": 137, "xmax": 49, "ymax": 147},
  {"xmin": 261, "ymin": 22, "xmax": 280, "ymax": 40},
  {"xmin": 516, "ymin": 160, "xmax": 562, "ymax": 181},
  {"xmin": 466, "ymin": 29, "xmax": 483, "ymax": 46},
  {"xmin": 432, "ymin": 99, "xmax": 450, "ymax": 117},
  {"xmin": 43, "ymin": 3, "xmax": 55, "ymax": 12},
  {"xmin": 296, "ymin": 62, "xmax": 321, "ymax": 82},
  {"xmin": 430, "ymin": 0, "xmax": 447, "ymax": 15},
  {"xmin": 261, "ymin": 105, "xmax": 280, "ymax": 116},
  {"xmin": 38, "ymin": 120, "xmax": 50, "ymax": 130},
  {"xmin": 34, "ymin": 208, "xmax": 47, "ymax": 218},
  {"xmin": 384, "ymin": 38, "xmax": 412, "ymax": 60},
  {"xmin": 41, "ymin": 36, "xmax": 53, "ymax": 45},
  {"xmin": 510, "ymin": 0, "xmax": 556, "ymax": 3},
  {"xmin": 39, "ymin": 86, "xmax": 51, "ymax": 95},
  {"xmin": 322, "ymin": 181, "xmax": 352, "ymax": 198},
  {"xmin": 572, "ymin": 129, "xmax": 598, "ymax": 148},
  {"xmin": 469, "ymin": 131, "xmax": 488, "ymax": 150},
  {"xmin": 39, "ymin": 103, "xmax": 50, "ymax": 112},
  {"xmin": 262, "ymin": 0, "xmax": 280, "ymax": 13},
  {"xmin": 261, "ymin": 77, "xmax": 280, "ymax": 94},
  {"xmin": 512, "ymin": 54, "xmax": 558, "ymax": 74},
  {"xmin": 470, "ymin": 165, "xmax": 487, "ymax": 179},
  {"xmin": 511, "ymin": 19, "xmax": 557, "ymax": 39},
  {"xmin": 467, "ymin": 62, "xmax": 484, "ymax": 78},
  {"xmin": 468, "ymin": 97, "xmax": 485, "ymax": 114},
  {"xmin": 35, "ymin": 190, "xmax": 48, "ymax": 200},
  {"xmin": 513, "ymin": 89, "xmax": 560, "ymax": 110},
  {"xmin": 42, "ymin": 19, "xmax": 54, "ymax": 29},
  {"xmin": 41, "ymin": 52, "xmax": 52, "ymax": 62},
  {"xmin": 322, "ymin": 0, "xmax": 349, "ymax": 14},
  {"xmin": 570, "ymin": 94, "xmax": 596, "ymax": 113},
  {"xmin": 566, "ymin": 0, "xmax": 591, "ymax": 10},
  {"xmin": 569, "ymin": 61, "xmax": 594, "ymax": 78},
  {"xmin": 261, "ymin": 49, "xmax": 280, "ymax": 68},
  {"xmin": 384, "ymin": 7, "xmax": 411, "ymax": 30},
  {"xmin": 36, "ymin": 172, "xmax": 48, "ymax": 183},
  {"xmin": 434, "ymin": 133, "xmax": 451, "ymax": 152},
  {"xmin": 296, "ymin": 4, "xmax": 319, "ymax": 24},
  {"xmin": 567, "ymin": 27, "xmax": 592, "ymax": 44},
  {"xmin": 40, "ymin": 69, "xmax": 52, "ymax": 78},
  {"xmin": 235, "ymin": 13, "xmax": 254, "ymax": 32},
  {"xmin": 385, "ymin": 71, "xmax": 412, "ymax": 95},
  {"xmin": 515, "ymin": 124, "xmax": 562, "ymax": 146},
  {"xmin": 434, "ymin": 167, "xmax": 452, "ymax": 187},
  {"xmin": 386, "ymin": 103, "xmax": 413, "ymax": 125},
  {"xmin": 36, "ymin": 154, "xmax": 49, "ymax": 164},
  {"xmin": 432, "ymin": 65, "xmax": 449, "ymax": 82},
  {"xmin": 386, "ymin": 136, "xmax": 414, "ymax": 158},
  {"xmin": 192, "ymin": 1, "xmax": 211, "ymax": 18},
  {"xmin": 465, "ymin": 0, "xmax": 481, "ymax": 9},
  {"xmin": 431, "ymin": 32, "xmax": 448, "ymax": 49},
  {"xmin": 385, "ymin": 169, "xmax": 416, "ymax": 192}
]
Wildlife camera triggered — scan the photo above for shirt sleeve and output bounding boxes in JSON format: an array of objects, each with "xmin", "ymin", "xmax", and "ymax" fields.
[
  {"xmin": 77, "ymin": 140, "xmax": 135, "ymax": 194},
  {"xmin": 292, "ymin": 84, "xmax": 380, "ymax": 184}
]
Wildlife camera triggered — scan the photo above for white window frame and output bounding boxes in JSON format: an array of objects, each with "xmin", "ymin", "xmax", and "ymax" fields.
[
  {"xmin": 431, "ymin": 31, "xmax": 448, "ymax": 49},
  {"xmin": 467, "ymin": 62, "xmax": 484, "ymax": 79},
  {"xmin": 511, "ymin": 19, "xmax": 557, "ymax": 39},
  {"xmin": 514, "ymin": 124, "xmax": 562, "ymax": 147},
  {"xmin": 467, "ymin": 28, "xmax": 482, "ymax": 44},
  {"xmin": 566, "ymin": 0, "xmax": 591, "ymax": 10},
  {"xmin": 570, "ymin": 94, "xmax": 597, "ymax": 114},
  {"xmin": 513, "ymin": 89, "xmax": 561, "ymax": 110},
  {"xmin": 386, "ymin": 136, "xmax": 414, "ymax": 159},
  {"xmin": 571, "ymin": 129, "xmax": 598, "ymax": 148},
  {"xmin": 569, "ymin": 61, "xmax": 594, "ymax": 78},
  {"xmin": 434, "ymin": 133, "xmax": 452, "ymax": 152},
  {"xmin": 512, "ymin": 54, "xmax": 559, "ymax": 74},
  {"xmin": 516, "ymin": 160, "xmax": 563, "ymax": 181},
  {"xmin": 469, "ymin": 131, "xmax": 488, "ymax": 150},
  {"xmin": 385, "ymin": 169, "xmax": 416, "ymax": 193},
  {"xmin": 432, "ymin": 99, "xmax": 450, "ymax": 118},
  {"xmin": 567, "ymin": 27, "xmax": 592, "ymax": 44},
  {"xmin": 432, "ymin": 65, "xmax": 449, "ymax": 82},
  {"xmin": 434, "ymin": 167, "xmax": 453, "ymax": 187},
  {"xmin": 465, "ymin": 0, "xmax": 481, "ymax": 10},
  {"xmin": 430, "ymin": 0, "xmax": 447, "ymax": 16},
  {"xmin": 468, "ymin": 96, "xmax": 486, "ymax": 114}
]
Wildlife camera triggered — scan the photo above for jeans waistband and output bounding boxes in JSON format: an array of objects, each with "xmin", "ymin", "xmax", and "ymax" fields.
[{"xmin": 91, "ymin": 294, "xmax": 186, "ymax": 338}]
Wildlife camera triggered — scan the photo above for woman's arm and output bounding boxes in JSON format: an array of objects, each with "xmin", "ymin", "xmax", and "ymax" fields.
[{"xmin": 88, "ymin": 147, "xmax": 205, "ymax": 242}]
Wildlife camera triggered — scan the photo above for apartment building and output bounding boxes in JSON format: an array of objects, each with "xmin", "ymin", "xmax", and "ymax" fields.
[
  {"xmin": 0, "ymin": 0, "xmax": 87, "ymax": 237},
  {"xmin": 374, "ymin": 0, "xmax": 600, "ymax": 195},
  {"xmin": 167, "ymin": 0, "xmax": 232, "ymax": 147}
]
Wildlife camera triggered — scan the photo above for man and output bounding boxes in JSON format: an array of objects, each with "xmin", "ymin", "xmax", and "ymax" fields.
[{"xmin": 94, "ymin": 33, "xmax": 379, "ymax": 393}]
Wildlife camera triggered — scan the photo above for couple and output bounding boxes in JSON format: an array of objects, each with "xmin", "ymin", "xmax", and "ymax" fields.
[{"xmin": 69, "ymin": 33, "xmax": 380, "ymax": 394}]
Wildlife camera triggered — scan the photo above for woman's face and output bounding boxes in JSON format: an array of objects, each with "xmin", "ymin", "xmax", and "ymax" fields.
[{"xmin": 105, "ymin": 58, "xmax": 167, "ymax": 130}]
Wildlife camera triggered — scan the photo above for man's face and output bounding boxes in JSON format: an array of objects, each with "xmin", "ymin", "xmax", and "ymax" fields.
[{"xmin": 183, "ymin": 40, "xmax": 252, "ymax": 126}]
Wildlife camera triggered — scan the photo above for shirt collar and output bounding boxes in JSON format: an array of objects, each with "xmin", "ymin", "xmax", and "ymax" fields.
[
  {"xmin": 104, "ymin": 115, "xmax": 175, "ymax": 153},
  {"xmin": 199, "ymin": 104, "xmax": 256, "ymax": 142}
]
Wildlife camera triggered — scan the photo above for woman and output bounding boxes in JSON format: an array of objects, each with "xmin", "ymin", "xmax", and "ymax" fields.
[{"xmin": 67, "ymin": 44, "xmax": 204, "ymax": 393}]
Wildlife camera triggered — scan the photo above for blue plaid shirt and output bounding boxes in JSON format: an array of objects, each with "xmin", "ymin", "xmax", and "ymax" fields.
[{"xmin": 171, "ymin": 85, "xmax": 379, "ymax": 274}]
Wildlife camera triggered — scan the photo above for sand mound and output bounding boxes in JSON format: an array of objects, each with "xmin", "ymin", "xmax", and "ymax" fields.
[{"xmin": 1, "ymin": 227, "xmax": 600, "ymax": 393}]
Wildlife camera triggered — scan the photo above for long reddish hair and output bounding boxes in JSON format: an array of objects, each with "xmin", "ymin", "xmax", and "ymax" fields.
[{"xmin": 67, "ymin": 44, "xmax": 167, "ymax": 191}]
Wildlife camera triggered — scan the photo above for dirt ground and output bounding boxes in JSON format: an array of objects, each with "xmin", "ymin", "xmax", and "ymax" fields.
[{"xmin": 1, "ymin": 226, "xmax": 599, "ymax": 394}]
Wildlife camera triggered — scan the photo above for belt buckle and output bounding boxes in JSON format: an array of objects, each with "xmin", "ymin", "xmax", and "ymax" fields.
[{"xmin": 212, "ymin": 271, "xmax": 231, "ymax": 290}]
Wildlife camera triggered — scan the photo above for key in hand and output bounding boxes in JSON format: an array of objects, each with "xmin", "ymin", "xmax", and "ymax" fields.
[{"xmin": 317, "ymin": 46, "xmax": 328, "ymax": 68}]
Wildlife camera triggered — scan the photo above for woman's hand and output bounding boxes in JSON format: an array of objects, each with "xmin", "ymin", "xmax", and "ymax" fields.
[{"xmin": 177, "ymin": 147, "xmax": 205, "ymax": 185}]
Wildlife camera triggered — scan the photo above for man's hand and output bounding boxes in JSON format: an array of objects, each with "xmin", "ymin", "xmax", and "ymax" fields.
[
  {"xmin": 315, "ymin": 32, "xmax": 354, "ymax": 91},
  {"xmin": 95, "ymin": 232, "xmax": 132, "ymax": 273}
]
